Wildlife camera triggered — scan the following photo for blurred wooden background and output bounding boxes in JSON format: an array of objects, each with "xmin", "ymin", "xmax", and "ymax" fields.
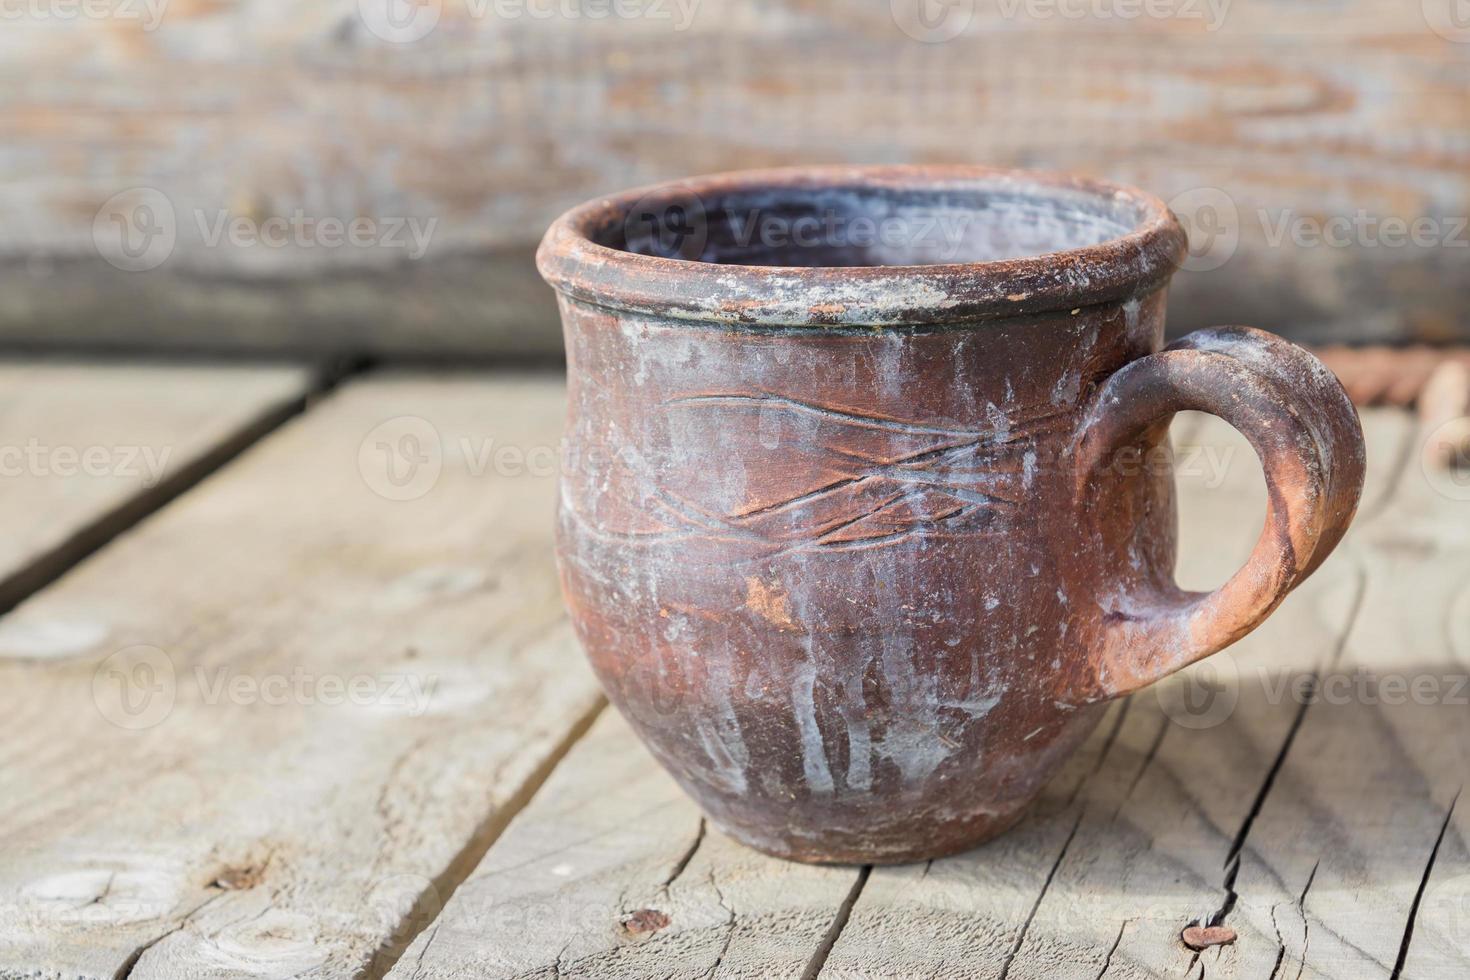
[{"xmin": 2, "ymin": 0, "xmax": 1468, "ymax": 358}]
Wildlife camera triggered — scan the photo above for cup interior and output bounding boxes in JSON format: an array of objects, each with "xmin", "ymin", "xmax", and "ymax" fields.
[{"xmin": 595, "ymin": 181, "xmax": 1149, "ymax": 268}]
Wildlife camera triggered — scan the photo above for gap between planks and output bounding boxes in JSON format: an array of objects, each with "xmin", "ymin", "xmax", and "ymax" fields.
[
  {"xmin": 359, "ymin": 696, "xmax": 608, "ymax": 980},
  {"xmin": 0, "ymin": 356, "xmax": 356, "ymax": 617},
  {"xmin": 0, "ymin": 370, "xmax": 599, "ymax": 980}
]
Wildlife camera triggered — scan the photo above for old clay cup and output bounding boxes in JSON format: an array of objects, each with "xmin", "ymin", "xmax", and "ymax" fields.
[{"xmin": 538, "ymin": 166, "xmax": 1366, "ymax": 864}]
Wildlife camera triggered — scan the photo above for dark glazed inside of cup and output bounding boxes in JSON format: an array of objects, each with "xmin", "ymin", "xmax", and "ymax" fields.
[
  {"xmin": 538, "ymin": 166, "xmax": 1189, "ymax": 327},
  {"xmin": 598, "ymin": 183, "xmax": 1146, "ymax": 269}
]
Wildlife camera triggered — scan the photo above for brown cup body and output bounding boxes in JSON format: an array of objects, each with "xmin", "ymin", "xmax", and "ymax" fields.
[{"xmin": 541, "ymin": 167, "xmax": 1194, "ymax": 863}]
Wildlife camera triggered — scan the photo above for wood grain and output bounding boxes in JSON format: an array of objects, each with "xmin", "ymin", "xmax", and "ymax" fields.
[
  {"xmin": 388, "ymin": 708, "xmax": 864, "ymax": 979},
  {"xmin": 0, "ymin": 374, "xmax": 604, "ymax": 979},
  {"xmin": 1213, "ymin": 408, "xmax": 1470, "ymax": 979},
  {"xmin": 0, "ymin": 361, "xmax": 311, "ymax": 614},
  {"xmin": 2, "ymin": 3, "xmax": 1466, "ymax": 354},
  {"xmin": 2, "ymin": 379, "xmax": 1459, "ymax": 978}
]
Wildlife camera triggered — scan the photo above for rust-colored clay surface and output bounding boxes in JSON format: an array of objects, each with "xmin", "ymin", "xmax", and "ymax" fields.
[{"xmin": 538, "ymin": 166, "xmax": 1367, "ymax": 865}]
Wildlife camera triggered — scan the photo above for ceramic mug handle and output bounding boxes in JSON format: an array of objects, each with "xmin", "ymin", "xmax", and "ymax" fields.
[{"xmin": 1071, "ymin": 326, "xmax": 1366, "ymax": 702}]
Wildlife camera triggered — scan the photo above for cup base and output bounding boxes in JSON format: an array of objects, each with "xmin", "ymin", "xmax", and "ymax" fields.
[{"xmin": 709, "ymin": 804, "xmax": 1034, "ymax": 866}]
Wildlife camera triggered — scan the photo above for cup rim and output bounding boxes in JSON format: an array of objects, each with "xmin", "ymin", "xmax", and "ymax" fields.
[{"xmin": 537, "ymin": 165, "xmax": 1188, "ymax": 328}]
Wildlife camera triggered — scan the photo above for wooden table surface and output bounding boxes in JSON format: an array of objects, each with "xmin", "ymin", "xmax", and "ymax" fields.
[{"xmin": 0, "ymin": 363, "xmax": 1465, "ymax": 980}]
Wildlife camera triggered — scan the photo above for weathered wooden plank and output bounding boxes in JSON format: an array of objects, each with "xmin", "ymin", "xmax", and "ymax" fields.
[
  {"xmin": 0, "ymin": 375, "xmax": 604, "ymax": 978},
  {"xmin": 0, "ymin": 361, "xmax": 311, "ymax": 615},
  {"xmin": 388, "ymin": 708, "xmax": 866, "ymax": 980},
  {"xmin": 820, "ymin": 409, "xmax": 1412, "ymax": 978},
  {"xmin": 1209, "ymin": 410, "xmax": 1470, "ymax": 979},
  {"xmin": 2, "ymin": 3, "xmax": 1466, "ymax": 354}
]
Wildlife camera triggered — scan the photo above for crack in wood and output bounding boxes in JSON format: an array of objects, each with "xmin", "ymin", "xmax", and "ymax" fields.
[
  {"xmin": 1389, "ymin": 789, "xmax": 1461, "ymax": 980},
  {"xmin": 1201, "ymin": 562, "xmax": 1370, "ymax": 949},
  {"xmin": 998, "ymin": 809, "xmax": 1085, "ymax": 980},
  {"xmin": 1268, "ymin": 904, "xmax": 1287, "ymax": 980},
  {"xmin": 1292, "ymin": 861, "xmax": 1318, "ymax": 980},
  {"xmin": 1063, "ymin": 696, "xmax": 1132, "ymax": 809},
  {"xmin": 112, "ymin": 891, "xmax": 226, "ymax": 980},
  {"xmin": 661, "ymin": 817, "xmax": 706, "ymax": 891},
  {"xmin": 1118, "ymin": 713, "xmax": 1171, "ymax": 815},
  {"xmin": 358, "ymin": 696, "xmax": 608, "ymax": 980},
  {"xmin": 1094, "ymin": 919, "xmax": 1127, "ymax": 980},
  {"xmin": 800, "ymin": 865, "xmax": 871, "ymax": 980}
]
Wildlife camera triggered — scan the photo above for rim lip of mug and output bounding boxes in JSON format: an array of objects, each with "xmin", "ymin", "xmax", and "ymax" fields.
[{"xmin": 536, "ymin": 164, "xmax": 1189, "ymax": 328}]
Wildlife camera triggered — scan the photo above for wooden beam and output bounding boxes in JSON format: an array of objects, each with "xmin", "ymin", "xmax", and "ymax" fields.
[{"xmin": 2, "ymin": 6, "xmax": 1466, "ymax": 354}]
